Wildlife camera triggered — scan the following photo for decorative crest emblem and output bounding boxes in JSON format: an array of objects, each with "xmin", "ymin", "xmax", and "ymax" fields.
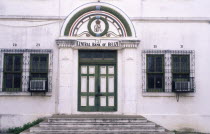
[{"xmin": 88, "ymin": 16, "xmax": 109, "ymax": 37}]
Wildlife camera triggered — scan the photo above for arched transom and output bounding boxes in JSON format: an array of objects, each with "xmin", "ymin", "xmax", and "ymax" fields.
[{"xmin": 64, "ymin": 6, "xmax": 133, "ymax": 37}]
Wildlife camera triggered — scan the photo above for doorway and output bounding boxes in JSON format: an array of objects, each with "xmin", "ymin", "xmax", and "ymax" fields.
[{"xmin": 78, "ymin": 50, "xmax": 117, "ymax": 112}]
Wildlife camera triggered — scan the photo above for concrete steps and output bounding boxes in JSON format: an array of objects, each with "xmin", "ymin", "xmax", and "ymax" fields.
[{"xmin": 21, "ymin": 115, "xmax": 175, "ymax": 134}]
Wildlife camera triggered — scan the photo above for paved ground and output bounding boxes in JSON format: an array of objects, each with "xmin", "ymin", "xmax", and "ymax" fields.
[
  {"xmin": 0, "ymin": 132, "xmax": 210, "ymax": 134},
  {"xmin": 176, "ymin": 132, "xmax": 209, "ymax": 134}
]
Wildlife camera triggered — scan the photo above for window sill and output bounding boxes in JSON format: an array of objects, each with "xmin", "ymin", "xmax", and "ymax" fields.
[
  {"xmin": 0, "ymin": 92, "xmax": 52, "ymax": 97},
  {"xmin": 142, "ymin": 92, "xmax": 195, "ymax": 97}
]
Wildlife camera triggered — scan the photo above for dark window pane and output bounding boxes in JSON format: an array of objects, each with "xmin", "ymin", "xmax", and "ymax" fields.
[
  {"xmin": 32, "ymin": 56, "xmax": 39, "ymax": 70},
  {"xmin": 173, "ymin": 74, "xmax": 189, "ymax": 79},
  {"xmin": 148, "ymin": 75, "xmax": 155, "ymax": 89},
  {"xmin": 5, "ymin": 74, "xmax": 13, "ymax": 88},
  {"xmin": 172, "ymin": 56, "xmax": 180, "ymax": 72},
  {"xmin": 147, "ymin": 56, "xmax": 155, "ymax": 72},
  {"xmin": 14, "ymin": 74, "xmax": 21, "ymax": 88},
  {"xmin": 173, "ymin": 55, "xmax": 190, "ymax": 73},
  {"xmin": 79, "ymin": 52, "xmax": 91, "ymax": 58},
  {"xmin": 40, "ymin": 56, "xmax": 48, "ymax": 70},
  {"xmin": 31, "ymin": 73, "xmax": 47, "ymax": 79},
  {"xmin": 40, "ymin": 74, "xmax": 47, "ymax": 78},
  {"xmin": 156, "ymin": 56, "xmax": 163, "ymax": 72},
  {"xmin": 31, "ymin": 73, "xmax": 39, "ymax": 78},
  {"xmin": 156, "ymin": 75, "xmax": 163, "ymax": 88},
  {"xmin": 31, "ymin": 55, "xmax": 48, "ymax": 72},
  {"xmin": 5, "ymin": 55, "xmax": 13, "ymax": 71},
  {"xmin": 79, "ymin": 51, "xmax": 116, "ymax": 61},
  {"xmin": 181, "ymin": 56, "xmax": 189, "ymax": 72},
  {"xmin": 104, "ymin": 52, "xmax": 115, "ymax": 58},
  {"xmin": 33, "ymin": 56, "xmax": 39, "ymax": 62},
  {"xmin": 40, "ymin": 56, "xmax": 47, "ymax": 62},
  {"xmin": 14, "ymin": 56, "xmax": 21, "ymax": 71},
  {"xmin": 93, "ymin": 51, "xmax": 103, "ymax": 58}
]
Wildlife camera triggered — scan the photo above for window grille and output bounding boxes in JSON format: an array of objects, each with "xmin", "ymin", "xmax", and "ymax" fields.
[
  {"xmin": 142, "ymin": 50, "xmax": 195, "ymax": 93},
  {"xmin": 0, "ymin": 49, "xmax": 53, "ymax": 93}
]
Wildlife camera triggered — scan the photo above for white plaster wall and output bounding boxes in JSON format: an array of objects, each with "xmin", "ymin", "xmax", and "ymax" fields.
[
  {"xmin": 0, "ymin": 20, "xmax": 62, "ymax": 131},
  {"xmin": 1, "ymin": 0, "xmax": 210, "ymax": 17},
  {"xmin": 0, "ymin": 0, "xmax": 210, "ymax": 133},
  {"xmin": 134, "ymin": 21, "xmax": 210, "ymax": 133},
  {"xmin": 0, "ymin": 0, "xmax": 60, "ymax": 16}
]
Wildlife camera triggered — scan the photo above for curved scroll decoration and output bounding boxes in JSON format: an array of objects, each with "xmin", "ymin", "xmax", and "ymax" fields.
[{"xmin": 64, "ymin": 6, "xmax": 132, "ymax": 37}]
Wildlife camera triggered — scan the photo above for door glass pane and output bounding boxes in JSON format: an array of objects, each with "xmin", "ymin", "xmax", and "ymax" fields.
[
  {"xmin": 79, "ymin": 51, "xmax": 92, "ymax": 58},
  {"xmin": 100, "ymin": 66, "xmax": 106, "ymax": 74},
  {"xmin": 81, "ymin": 66, "xmax": 87, "ymax": 74},
  {"xmin": 89, "ymin": 96, "xmax": 95, "ymax": 106},
  {"xmin": 89, "ymin": 76, "xmax": 95, "ymax": 92},
  {"xmin": 79, "ymin": 50, "xmax": 116, "ymax": 61},
  {"xmin": 108, "ymin": 76, "xmax": 114, "ymax": 93},
  {"xmin": 81, "ymin": 76, "xmax": 87, "ymax": 92},
  {"xmin": 91, "ymin": 51, "xmax": 104, "ymax": 60},
  {"xmin": 89, "ymin": 66, "xmax": 95, "ymax": 74},
  {"xmin": 104, "ymin": 51, "xmax": 116, "ymax": 60},
  {"xmin": 100, "ymin": 96, "xmax": 106, "ymax": 106},
  {"xmin": 108, "ymin": 96, "xmax": 114, "ymax": 106},
  {"xmin": 81, "ymin": 96, "xmax": 87, "ymax": 106},
  {"xmin": 100, "ymin": 76, "xmax": 106, "ymax": 93},
  {"xmin": 108, "ymin": 66, "xmax": 114, "ymax": 74}
]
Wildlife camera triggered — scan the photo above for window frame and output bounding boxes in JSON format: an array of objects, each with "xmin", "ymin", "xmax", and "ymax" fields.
[
  {"xmin": 171, "ymin": 54, "xmax": 193, "ymax": 92},
  {"xmin": 146, "ymin": 54, "xmax": 165, "ymax": 92},
  {"xmin": 29, "ymin": 54, "xmax": 49, "ymax": 92},
  {"xmin": 3, "ymin": 54, "xmax": 23, "ymax": 92},
  {"xmin": 172, "ymin": 54, "xmax": 190, "ymax": 74},
  {"xmin": 30, "ymin": 54, "xmax": 49, "ymax": 77}
]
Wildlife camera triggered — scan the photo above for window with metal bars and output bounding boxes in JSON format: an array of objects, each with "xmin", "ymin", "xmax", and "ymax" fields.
[
  {"xmin": 29, "ymin": 54, "xmax": 49, "ymax": 92},
  {"xmin": 0, "ymin": 49, "xmax": 53, "ymax": 93},
  {"xmin": 172, "ymin": 55, "xmax": 194, "ymax": 92},
  {"xmin": 142, "ymin": 50, "xmax": 195, "ymax": 93},
  {"xmin": 3, "ymin": 54, "xmax": 23, "ymax": 92},
  {"xmin": 146, "ymin": 55, "xmax": 164, "ymax": 92}
]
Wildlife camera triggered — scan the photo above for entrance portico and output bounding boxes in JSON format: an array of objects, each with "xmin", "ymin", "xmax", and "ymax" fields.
[{"xmin": 56, "ymin": 2, "xmax": 140, "ymax": 115}]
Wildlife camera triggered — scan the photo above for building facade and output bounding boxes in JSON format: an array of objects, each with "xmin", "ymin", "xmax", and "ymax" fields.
[{"xmin": 0, "ymin": 0, "xmax": 210, "ymax": 133}]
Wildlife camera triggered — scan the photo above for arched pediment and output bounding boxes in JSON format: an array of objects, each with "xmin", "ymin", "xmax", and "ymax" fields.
[{"xmin": 60, "ymin": 2, "xmax": 136, "ymax": 38}]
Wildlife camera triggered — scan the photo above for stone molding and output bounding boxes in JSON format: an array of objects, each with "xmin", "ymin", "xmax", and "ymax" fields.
[{"xmin": 1, "ymin": 15, "xmax": 210, "ymax": 23}]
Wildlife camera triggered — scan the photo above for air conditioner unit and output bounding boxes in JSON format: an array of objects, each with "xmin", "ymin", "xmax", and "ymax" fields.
[
  {"xmin": 30, "ymin": 80, "xmax": 46, "ymax": 92},
  {"xmin": 174, "ymin": 81, "xmax": 191, "ymax": 92}
]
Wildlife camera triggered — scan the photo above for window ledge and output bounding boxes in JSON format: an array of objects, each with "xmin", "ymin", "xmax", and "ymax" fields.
[
  {"xmin": 0, "ymin": 92, "xmax": 52, "ymax": 97},
  {"xmin": 142, "ymin": 92, "xmax": 195, "ymax": 97}
]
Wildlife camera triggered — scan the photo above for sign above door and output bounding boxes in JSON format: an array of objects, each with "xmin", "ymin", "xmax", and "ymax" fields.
[{"xmin": 56, "ymin": 38, "xmax": 140, "ymax": 49}]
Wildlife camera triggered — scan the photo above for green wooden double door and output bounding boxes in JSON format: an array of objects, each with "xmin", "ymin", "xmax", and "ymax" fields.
[
  {"xmin": 78, "ymin": 51, "xmax": 117, "ymax": 112},
  {"xmin": 78, "ymin": 64, "xmax": 117, "ymax": 112}
]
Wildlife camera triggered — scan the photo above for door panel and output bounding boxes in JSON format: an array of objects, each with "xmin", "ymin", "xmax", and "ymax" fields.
[
  {"xmin": 79, "ymin": 65, "xmax": 117, "ymax": 112},
  {"xmin": 100, "ymin": 76, "xmax": 106, "ymax": 93},
  {"xmin": 89, "ymin": 76, "xmax": 95, "ymax": 93}
]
